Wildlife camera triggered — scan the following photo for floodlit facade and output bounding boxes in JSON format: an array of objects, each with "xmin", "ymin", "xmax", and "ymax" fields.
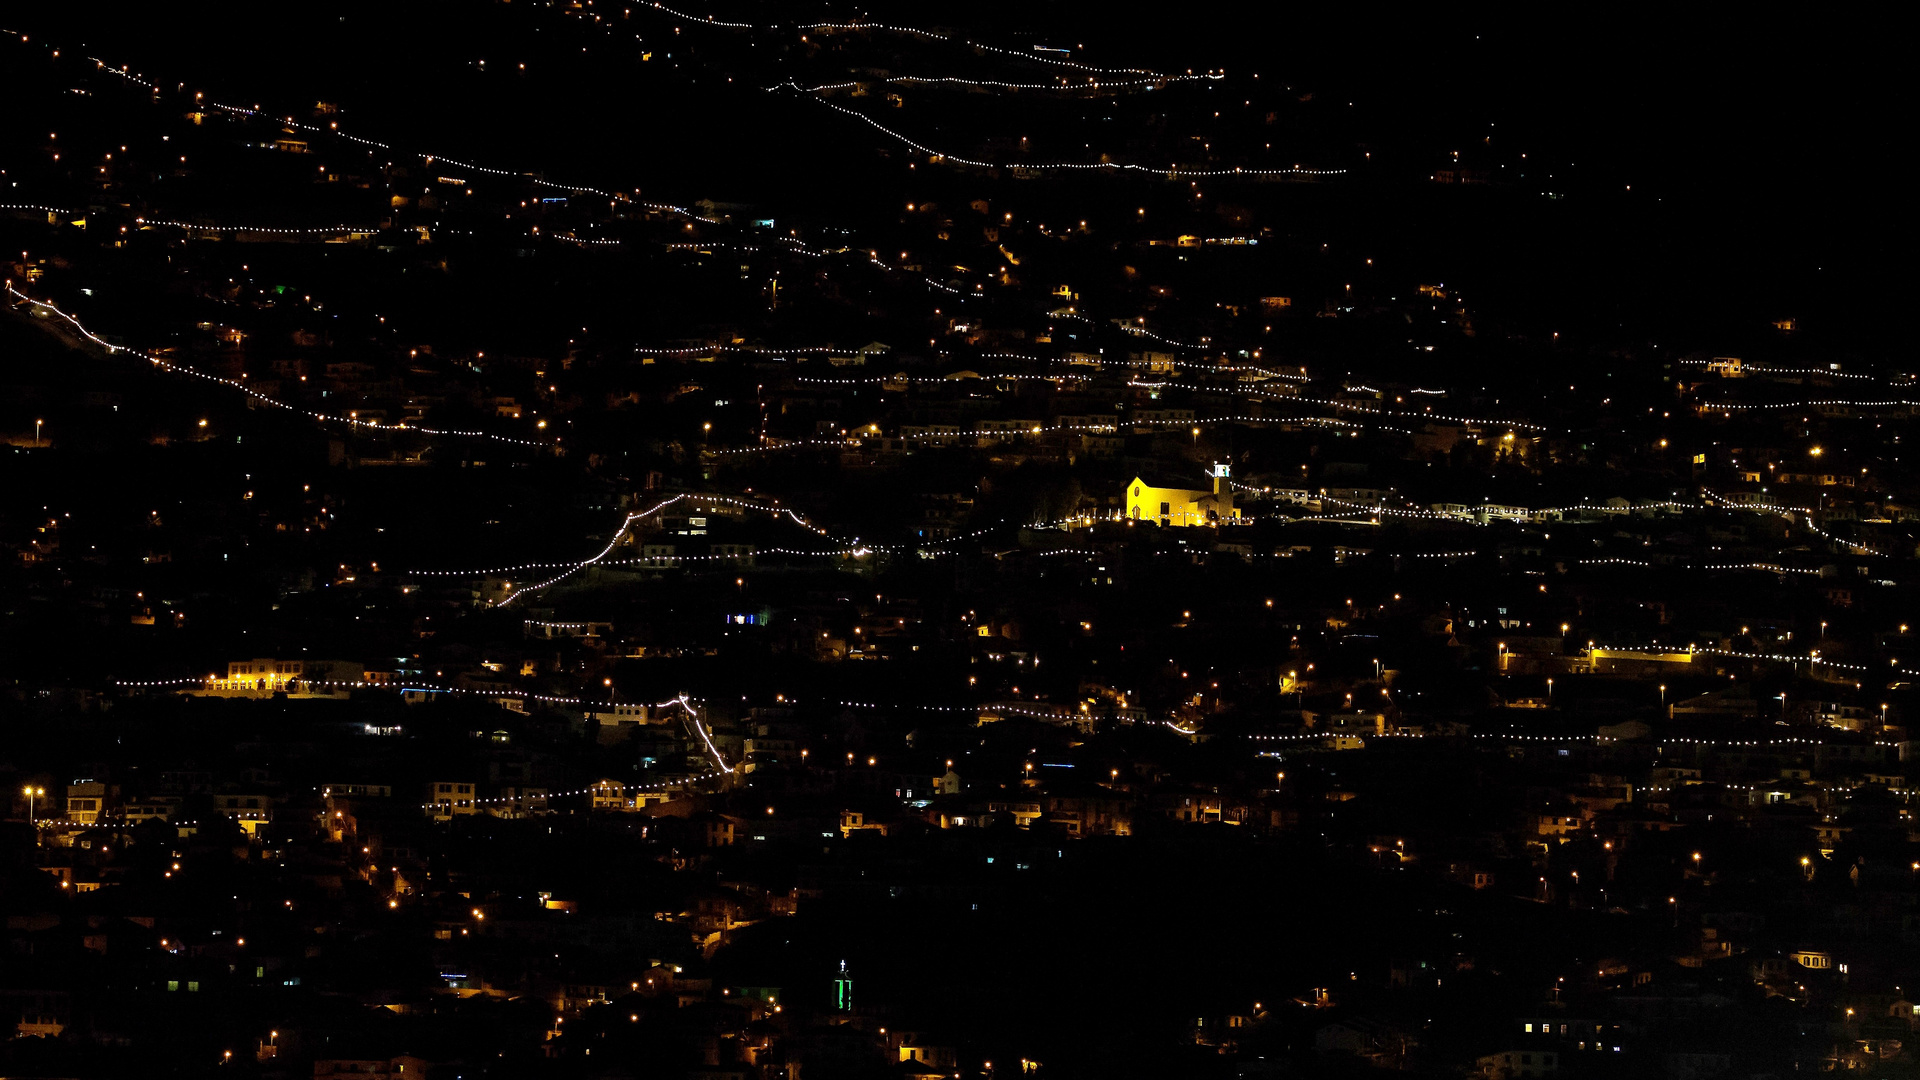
[
  {"xmin": 427, "ymin": 782, "xmax": 478, "ymax": 820},
  {"xmin": 201, "ymin": 658, "xmax": 363, "ymax": 697},
  {"xmin": 1125, "ymin": 464, "xmax": 1239, "ymax": 526}
]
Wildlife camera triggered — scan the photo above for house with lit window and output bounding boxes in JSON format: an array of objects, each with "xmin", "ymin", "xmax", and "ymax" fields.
[
  {"xmin": 1475, "ymin": 1049, "xmax": 1560, "ymax": 1078},
  {"xmin": 65, "ymin": 780, "xmax": 111, "ymax": 824},
  {"xmin": 590, "ymin": 779, "xmax": 634, "ymax": 811},
  {"xmin": 214, "ymin": 793, "xmax": 275, "ymax": 834},
  {"xmin": 426, "ymin": 782, "xmax": 477, "ymax": 820},
  {"xmin": 591, "ymin": 702, "xmax": 666, "ymax": 725},
  {"xmin": 1125, "ymin": 465, "xmax": 1238, "ymax": 526}
]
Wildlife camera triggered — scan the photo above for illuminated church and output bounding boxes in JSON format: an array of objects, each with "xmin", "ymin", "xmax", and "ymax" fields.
[{"xmin": 1125, "ymin": 464, "xmax": 1239, "ymax": 526}]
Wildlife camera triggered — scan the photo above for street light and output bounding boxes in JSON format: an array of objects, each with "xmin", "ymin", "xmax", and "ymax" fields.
[
  {"xmin": 23, "ymin": 785, "xmax": 44, "ymax": 822},
  {"xmin": 34, "ymin": 419, "xmax": 43, "ymax": 446}
]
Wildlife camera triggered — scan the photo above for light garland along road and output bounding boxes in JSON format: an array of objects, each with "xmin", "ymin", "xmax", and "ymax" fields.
[
  {"xmin": 410, "ymin": 493, "xmax": 870, "ymax": 580},
  {"xmin": 20, "ymin": 37, "xmax": 1887, "ymax": 570},
  {"xmin": 33, "ymin": 27, "xmax": 1368, "ymax": 388},
  {"xmin": 3, "ymin": 283, "xmax": 558, "ymax": 449},
  {"xmin": 37, "ymin": 42, "xmax": 1417, "ymax": 402},
  {"xmin": 4, "ymin": 202, "xmax": 380, "ymax": 237},
  {"xmin": 110, "ymin": 673, "xmax": 1906, "ymax": 758},
  {"xmin": 772, "ymin": 81, "xmax": 1347, "ymax": 178},
  {"xmin": 9, "ymin": 258, "xmax": 1884, "ymax": 575},
  {"xmin": 109, "ymin": 677, "xmax": 739, "ymax": 783},
  {"xmin": 489, "ymin": 494, "xmax": 886, "ymax": 606},
  {"xmin": 446, "ymin": 482, "xmax": 1888, "ymax": 587},
  {"xmin": 637, "ymin": 1, "xmax": 1166, "ymax": 76},
  {"xmin": 79, "ymin": 37, "xmax": 1343, "ymax": 324}
]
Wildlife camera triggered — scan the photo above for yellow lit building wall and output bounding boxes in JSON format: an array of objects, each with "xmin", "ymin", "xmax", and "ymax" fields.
[{"xmin": 1125, "ymin": 476, "xmax": 1238, "ymax": 527}]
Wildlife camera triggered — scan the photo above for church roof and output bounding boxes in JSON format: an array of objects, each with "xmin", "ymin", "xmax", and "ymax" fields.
[{"xmin": 1129, "ymin": 471, "xmax": 1214, "ymax": 492}]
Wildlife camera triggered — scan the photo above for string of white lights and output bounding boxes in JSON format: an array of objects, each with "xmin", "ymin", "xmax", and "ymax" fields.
[
  {"xmin": 33, "ymin": 41, "xmax": 1894, "ymax": 589},
  {"xmin": 641, "ymin": 2, "xmax": 1163, "ymax": 75},
  {"xmin": 685, "ymin": 702, "xmax": 737, "ymax": 775},
  {"xmin": 1248, "ymin": 731, "xmax": 1902, "ymax": 751},
  {"xmin": 1706, "ymin": 399, "xmax": 1920, "ymax": 413},
  {"xmin": 631, "ymin": 343, "xmax": 842, "ymax": 356},
  {"xmin": 1583, "ymin": 640, "xmax": 1871, "ymax": 674},
  {"xmin": 450, "ymin": 547, "xmax": 869, "ymax": 578},
  {"xmin": 412, "ymin": 495, "xmax": 856, "ymax": 576},
  {"xmin": 113, "ymin": 676, "xmax": 733, "ymax": 718},
  {"xmin": 39, "ymin": 40, "xmax": 1386, "ymax": 397},
  {"xmin": 1690, "ymin": 646, "xmax": 1869, "ymax": 673},
  {"xmin": 772, "ymin": 73, "xmax": 1223, "ymax": 115},
  {"xmin": 388, "ymin": 770, "xmax": 729, "ymax": 811},
  {"xmin": 1799, "ymin": 514, "xmax": 1879, "ymax": 556},
  {"xmin": 774, "ymin": 82, "xmax": 1345, "ymax": 178},
  {"xmin": 1118, "ymin": 322, "xmax": 1213, "ymax": 350},
  {"xmin": 793, "ymin": 372, "xmax": 1092, "ymax": 386},
  {"xmin": 3, "ymin": 202, "xmax": 380, "ymax": 236},
  {"xmin": 3, "ymin": 284, "xmax": 552, "ymax": 447},
  {"xmin": 47, "ymin": 46, "xmax": 1376, "ymax": 391},
  {"xmin": 1311, "ymin": 495, "xmax": 1488, "ymax": 524},
  {"xmin": 1700, "ymin": 490, "xmax": 1879, "ymax": 556},
  {"xmin": 118, "ymin": 664, "xmax": 1903, "ymax": 758},
  {"xmin": 880, "ymin": 74, "xmax": 1219, "ymax": 91},
  {"xmin": 490, "ymin": 494, "xmax": 871, "ymax": 604},
  {"xmin": 132, "ymin": 215, "xmax": 375, "ymax": 235},
  {"xmin": 1580, "ymin": 558, "xmax": 1823, "ymax": 577},
  {"xmin": 79, "ymin": 54, "xmax": 684, "ymax": 216},
  {"xmin": 704, "ymin": 411, "xmax": 1436, "ymax": 460},
  {"xmin": 1681, "ymin": 358, "xmax": 1879, "ymax": 382},
  {"xmin": 1037, "ymin": 350, "xmax": 1312, "ymax": 384}
]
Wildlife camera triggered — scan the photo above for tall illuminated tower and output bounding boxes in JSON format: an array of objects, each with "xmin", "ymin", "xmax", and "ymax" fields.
[{"xmin": 833, "ymin": 960, "xmax": 853, "ymax": 1012}]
